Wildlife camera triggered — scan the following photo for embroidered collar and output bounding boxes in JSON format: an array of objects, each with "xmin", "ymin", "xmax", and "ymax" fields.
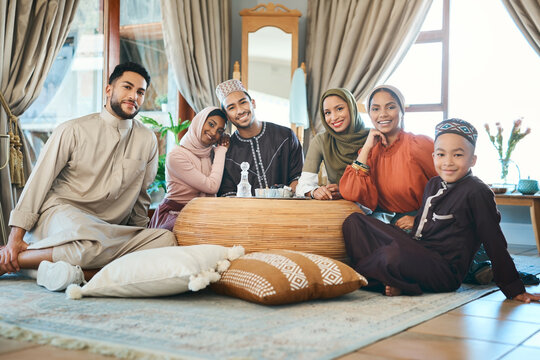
[
  {"xmin": 414, "ymin": 180, "xmax": 448, "ymax": 240},
  {"xmin": 234, "ymin": 121, "xmax": 267, "ymax": 142}
]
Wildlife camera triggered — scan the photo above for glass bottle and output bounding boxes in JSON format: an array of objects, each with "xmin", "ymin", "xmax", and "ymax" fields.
[{"xmin": 236, "ymin": 162, "xmax": 252, "ymax": 197}]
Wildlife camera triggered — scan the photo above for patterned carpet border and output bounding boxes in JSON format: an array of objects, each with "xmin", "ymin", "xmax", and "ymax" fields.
[{"xmin": 0, "ymin": 255, "xmax": 538, "ymax": 360}]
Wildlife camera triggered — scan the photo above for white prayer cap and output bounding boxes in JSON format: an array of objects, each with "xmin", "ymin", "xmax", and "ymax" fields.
[{"xmin": 215, "ymin": 79, "xmax": 247, "ymax": 103}]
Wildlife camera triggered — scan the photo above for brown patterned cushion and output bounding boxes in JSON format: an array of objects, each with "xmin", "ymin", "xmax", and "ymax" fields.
[{"xmin": 211, "ymin": 249, "xmax": 368, "ymax": 305}]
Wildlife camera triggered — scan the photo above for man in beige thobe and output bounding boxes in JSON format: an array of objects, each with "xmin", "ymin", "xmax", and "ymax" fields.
[{"xmin": 0, "ymin": 62, "xmax": 176, "ymax": 287}]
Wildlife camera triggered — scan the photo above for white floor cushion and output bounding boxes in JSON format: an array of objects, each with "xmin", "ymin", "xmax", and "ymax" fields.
[{"xmin": 66, "ymin": 244, "xmax": 244, "ymax": 299}]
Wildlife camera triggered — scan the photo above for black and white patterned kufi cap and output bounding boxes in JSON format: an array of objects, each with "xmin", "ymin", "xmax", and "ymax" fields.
[{"xmin": 435, "ymin": 118, "xmax": 478, "ymax": 146}]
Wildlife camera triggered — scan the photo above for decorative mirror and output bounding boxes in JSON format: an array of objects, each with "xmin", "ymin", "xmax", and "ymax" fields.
[{"xmin": 240, "ymin": 3, "xmax": 301, "ymax": 129}]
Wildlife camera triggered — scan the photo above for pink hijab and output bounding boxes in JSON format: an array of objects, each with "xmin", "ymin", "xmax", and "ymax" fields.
[{"xmin": 179, "ymin": 106, "xmax": 221, "ymax": 158}]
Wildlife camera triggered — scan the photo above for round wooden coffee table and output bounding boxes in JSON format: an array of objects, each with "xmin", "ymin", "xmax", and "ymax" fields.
[{"xmin": 173, "ymin": 197, "xmax": 364, "ymax": 262}]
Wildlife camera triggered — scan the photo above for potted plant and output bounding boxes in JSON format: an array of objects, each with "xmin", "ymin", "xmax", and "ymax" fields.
[
  {"xmin": 140, "ymin": 112, "xmax": 191, "ymax": 199},
  {"xmin": 154, "ymin": 94, "xmax": 168, "ymax": 112},
  {"xmin": 140, "ymin": 112, "xmax": 191, "ymax": 146}
]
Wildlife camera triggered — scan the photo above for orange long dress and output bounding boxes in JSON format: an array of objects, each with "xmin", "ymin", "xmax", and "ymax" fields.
[{"xmin": 339, "ymin": 130, "xmax": 437, "ymax": 213}]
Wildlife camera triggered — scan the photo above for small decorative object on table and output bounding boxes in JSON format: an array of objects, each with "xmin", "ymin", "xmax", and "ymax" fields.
[
  {"xmin": 485, "ymin": 118, "xmax": 531, "ymax": 187},
  {"xmin": 490, "ymin": 186, "xmax": 507, "ymax": 195},
  {"xmin": 517, "ymin": 177, "xmax": 539, "ymax": 195},
  {"xmin": 236, "ymin": 162, "xmax": 252, "ymax": 197},
  {"xmin": 255, "ymin": 185, "xmax": 293, "ymax": 198}
]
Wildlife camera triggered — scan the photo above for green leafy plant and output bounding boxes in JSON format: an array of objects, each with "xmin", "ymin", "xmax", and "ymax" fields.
[
  {"xmin": 140, "ymin": 112, "xmax": 191, "ymax": 146},
  {"xmin": 146, "ymin": 154, "xmax": 167, "ymax": 193},
  {"xmin": 140, "ymin": 113, "xmax": 191, "ymax": 193}
]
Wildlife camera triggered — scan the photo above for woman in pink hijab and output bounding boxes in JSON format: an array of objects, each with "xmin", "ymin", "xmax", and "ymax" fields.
[{"xmin": 149, "ymin": 106, "xmax": 229, "ymax": 230}]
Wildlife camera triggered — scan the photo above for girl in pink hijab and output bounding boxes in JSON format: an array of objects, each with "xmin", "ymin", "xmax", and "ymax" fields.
[{"xmin": 149, "ymin": 106, "xmax": 229, "ymax": 230}]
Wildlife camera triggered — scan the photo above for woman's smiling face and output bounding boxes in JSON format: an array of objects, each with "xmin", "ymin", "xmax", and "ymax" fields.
[
  {"xmin": 369, "ymin": 90, "xmax": 402, "ymax": 136},
  {"xmin": 200, "ymin": 115, "xmax": 226, "ymax": 146},
  {"xmin": 323, "ymin": 95, "xmax": 351, "ymax": 133}
]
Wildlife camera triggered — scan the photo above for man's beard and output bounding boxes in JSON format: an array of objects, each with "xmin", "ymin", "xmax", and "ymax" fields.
[{"xmin": 110, "ymin": 95, "xmax": 139, "ymax": 119}]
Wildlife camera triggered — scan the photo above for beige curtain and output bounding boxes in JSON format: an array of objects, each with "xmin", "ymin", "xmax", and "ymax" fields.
[
  {"xmin": 502, "ymin": 0, "xmax": 540, "ymax": 56},
  {"xmin": 0, "ymin": 0, "xmax": 79, "ymax": 245},
  {"xmin": 160, "ymin": 0, "xmax": 230, "ymax": 112},
  {"xmin": 305, "ymin": 0, "xmax": 433, "ymax": 133}
]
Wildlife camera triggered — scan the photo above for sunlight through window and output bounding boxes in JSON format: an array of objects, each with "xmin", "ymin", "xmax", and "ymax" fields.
[{"xmin": 387, "ymin": 0, "xmax": 540, "ymax": 184}]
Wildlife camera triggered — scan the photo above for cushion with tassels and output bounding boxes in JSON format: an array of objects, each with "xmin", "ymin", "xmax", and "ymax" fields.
[{"xmin": 66, "ymin": 244, "xmax": 244, "ymax": 299}]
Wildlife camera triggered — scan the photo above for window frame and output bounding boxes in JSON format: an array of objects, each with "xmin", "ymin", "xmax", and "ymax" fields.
[
  {"xmin": 404, "ymin": 0, "xmax": 449, "ymax": 119},
  {"xmin": 104, "ymin": 0, "xmax": 194, "ymax": 122},
  {"xmin": 104, "ymin": 0, "xmax": 120, "ymax": 90}
]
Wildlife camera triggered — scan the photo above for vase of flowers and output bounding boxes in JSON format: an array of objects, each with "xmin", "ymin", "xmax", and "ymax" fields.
[
  {"xmin": 484, "ymin": 118, "xmax": 530, "ymax": 184},
  {"xmin": 498, "ymin": 158, "xmax": 520, "ymax": 188}
]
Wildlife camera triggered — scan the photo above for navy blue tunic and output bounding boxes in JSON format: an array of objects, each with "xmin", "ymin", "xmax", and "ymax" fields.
[
  {"xmin": 218, "ymin": 121, "xmax": 303, "ymax": 197},
  {"xmin": 343, "ymin": 173, "xmax": 525, "ymax": 298}
]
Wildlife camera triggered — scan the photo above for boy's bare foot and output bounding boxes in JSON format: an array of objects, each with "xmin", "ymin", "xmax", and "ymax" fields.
[{"xmin": 384, "ymin": 285, "xmax": 402, "ymax": 296}]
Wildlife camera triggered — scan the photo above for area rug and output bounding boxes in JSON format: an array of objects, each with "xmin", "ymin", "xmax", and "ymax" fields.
[{"xmin": 0, "ymin": 255, "xmax": 538, "ymax": 360}]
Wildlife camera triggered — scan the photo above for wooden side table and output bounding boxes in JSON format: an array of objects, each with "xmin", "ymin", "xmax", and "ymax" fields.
[{"xmin": 495, "ymin": 193, "xmax": 540, "ymax": 253}]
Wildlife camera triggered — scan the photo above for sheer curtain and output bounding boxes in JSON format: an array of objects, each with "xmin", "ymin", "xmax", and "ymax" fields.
[
  {"xmin": 0, "ymin": 0, "xmax": 79, "ymax": 244},
  {"xmin": 160, "ymin": 0, "xmax": 230, "ymax": 112},
  {"xmin": 305, "ymin": 0, "xmax": 433, "ymax": 133},
  {"xmin": 502, "ymin": 0, "xmax": 540, "ymax": 56}
]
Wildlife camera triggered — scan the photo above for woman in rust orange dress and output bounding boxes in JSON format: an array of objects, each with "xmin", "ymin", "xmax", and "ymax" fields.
[{"xmin": 339, "ymin": 85, "xmax": 437, "ymax": 231}]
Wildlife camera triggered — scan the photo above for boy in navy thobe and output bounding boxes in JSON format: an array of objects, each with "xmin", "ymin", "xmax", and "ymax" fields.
[{"xmin": 343, "ymin": 119, "xmax": 539, "ymax": 302}]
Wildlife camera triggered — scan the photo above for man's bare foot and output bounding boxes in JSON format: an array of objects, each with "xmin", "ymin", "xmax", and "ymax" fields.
[{"xmin": 384, "ymin": 285, "xmax": 402, "ymax": 296}]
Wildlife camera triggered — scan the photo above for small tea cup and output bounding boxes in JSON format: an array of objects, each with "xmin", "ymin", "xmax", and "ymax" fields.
[
  {"xmin": 267, "ymin": 188, "xmax": 279, "ymax": 198},
  {"xmin": 275, "ymin": 188, "xmax": 285, "ymax": 198}
]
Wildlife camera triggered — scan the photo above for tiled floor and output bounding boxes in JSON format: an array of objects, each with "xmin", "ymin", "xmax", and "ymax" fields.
[
  {"xmin": 1, "ymin": 245, "xmax": 539, "ymax": 360},
  {"xmin": 341, "ymin": 244, "xmax": 540, "ymax": 360}
]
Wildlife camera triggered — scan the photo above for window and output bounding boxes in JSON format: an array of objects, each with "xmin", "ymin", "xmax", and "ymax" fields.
[
  {"xmin": 385, "ymin": 0, "xmax": 449, "ymax": 137},
  {"xmin": 19, "ymin": 0, "xmax": 104, "ymax": 158},
  {"xmin": 387, "ymin": 0, "xmax": 540, "ymax": 184},
  {"xmin": 119, "ymin": 0, "xmax": 169, "ymax": 113},
  {"xmin": 448, "ymin": 0, "xmax": 540, "ymax": 183},
  {"xmin": 20, "ymin": 0, "xmax": 177, "ymax": 159},
  {"xmin": 119, "ymin": 0, "xmax": 175, "ymax": 153}
]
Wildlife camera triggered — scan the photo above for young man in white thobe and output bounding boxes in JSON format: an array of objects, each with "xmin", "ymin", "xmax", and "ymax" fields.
[{"xmin": 0, "ymin": 62, "xmax": 176, "ymax": 290}]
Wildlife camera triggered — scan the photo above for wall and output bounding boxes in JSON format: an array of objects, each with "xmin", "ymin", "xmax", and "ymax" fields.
[
  {"xmin": 499, "ymin": 205, "xmax": 535, "ymax": 246},
  {"xmin": 229, "ymin": 0, "xmax": 308, "ymax": 78}
]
